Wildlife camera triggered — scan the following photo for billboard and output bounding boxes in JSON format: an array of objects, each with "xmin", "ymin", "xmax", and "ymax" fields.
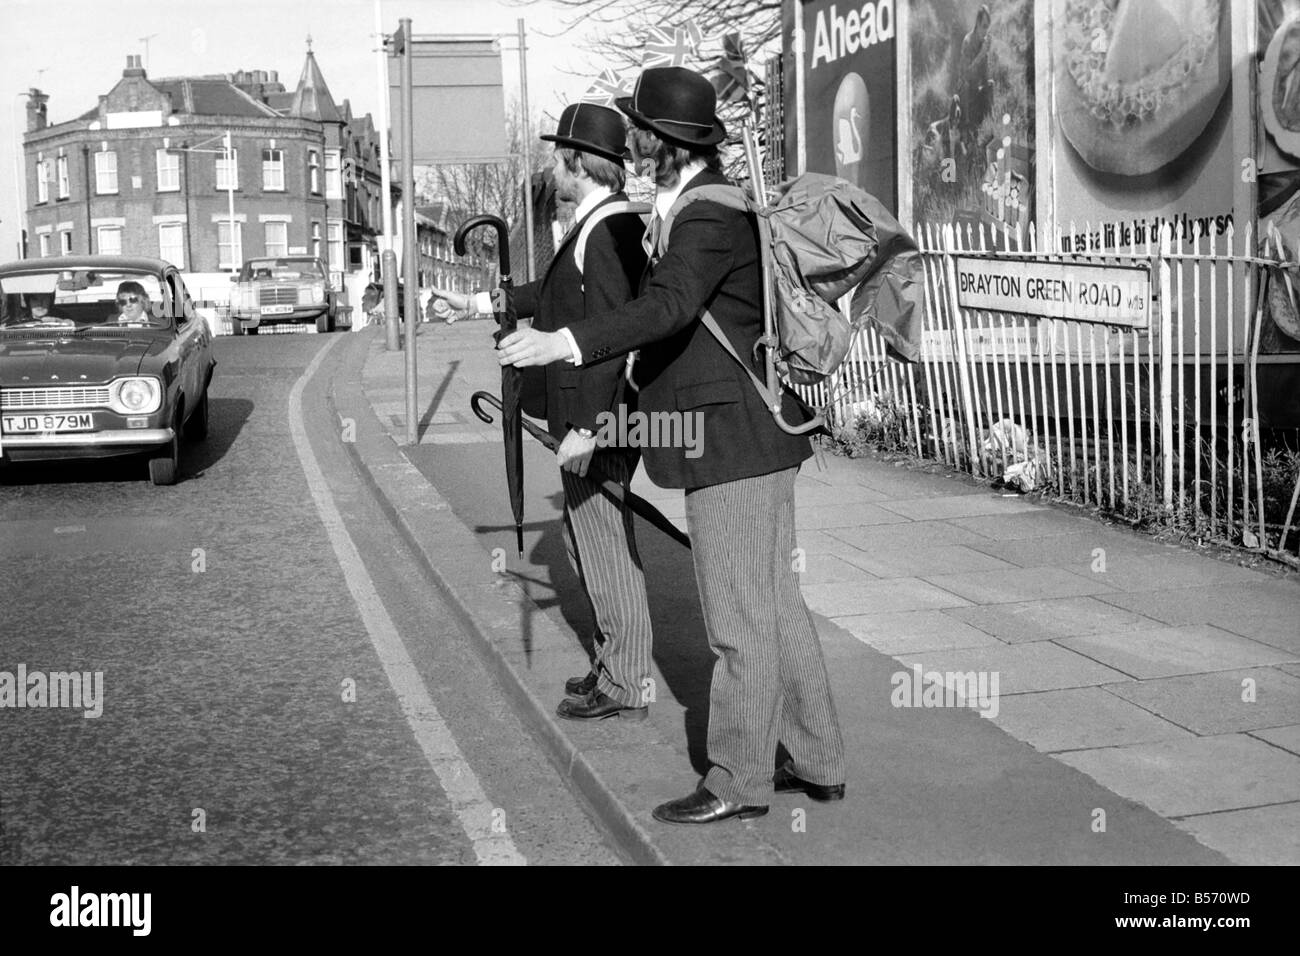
[
  {"xmin": 1048, "ymin": 0, "xmax": 1235, "ymax": 256},
  {"xmin": 800, "ymin": 0, "xmax": 897, "ymax": 212},
  {"xmin": 389, "ymin": 38, "xmax": 508, "ymax": 164},
  {"xmin": 1257, "ymin": 1, "xmax": 1300, "ymax": 355},
  {"xmin": 909, "ymin": 0, "xmax": 1035, "ymax": 235}
]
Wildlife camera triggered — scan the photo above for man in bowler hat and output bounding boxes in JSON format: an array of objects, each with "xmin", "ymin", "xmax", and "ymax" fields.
[
  {"xmin": 496, "ymin": 67, "xmax": 847, "ymax": 824},
  {"xmin": 434, "ymin": 103, "xmax": 655, "ymax": 721}
]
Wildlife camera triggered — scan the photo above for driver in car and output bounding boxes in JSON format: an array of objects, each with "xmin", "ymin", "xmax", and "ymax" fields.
[{"xmin": 114, "ymin": 281, "xmax": 152, "ymax": 325}]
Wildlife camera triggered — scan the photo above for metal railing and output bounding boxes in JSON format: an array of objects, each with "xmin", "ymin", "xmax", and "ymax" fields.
[{"xmin": 794, "ymin": 218, "xmax": 1300, "ymax": 562}]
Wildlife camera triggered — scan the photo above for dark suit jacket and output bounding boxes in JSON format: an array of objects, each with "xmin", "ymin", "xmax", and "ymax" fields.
[
  {"xmin": 512, "ymin": 192, "xmax": 647, "ymax": 442},
  {"xmin": 567, "ymin": 169, "xmax": 814, "ymax": 489}
]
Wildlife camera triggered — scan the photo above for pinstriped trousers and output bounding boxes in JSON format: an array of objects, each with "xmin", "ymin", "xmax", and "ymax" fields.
[
  {"xmin": 560, "ymin": 449, "xmax": 654, "ymax": 708},
  {"xmin": 686, "ymin": 465, "xmax": 846, "ymax": 805}
]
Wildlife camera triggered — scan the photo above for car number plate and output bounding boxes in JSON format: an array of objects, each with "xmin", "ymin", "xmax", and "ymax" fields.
[
  {"xmin": 261, "ymin": 304, "xmax": 294, "ymax": 315},
  {"xmin": 1, "ymin": 412, "xmax": 95, "ymax": 433}
]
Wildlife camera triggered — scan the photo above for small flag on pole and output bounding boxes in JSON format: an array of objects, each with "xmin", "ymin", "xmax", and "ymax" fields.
[
  {"xmin": 580, "ymin": 68, "xmax": 633, "ymax": 107},
  {"xmin": 642, "ymin": 25, "xmax": 692, "ymax": 68},
  {"xmin": 710, "ymin": 33, "xmax": 750, "ymax": 106}
]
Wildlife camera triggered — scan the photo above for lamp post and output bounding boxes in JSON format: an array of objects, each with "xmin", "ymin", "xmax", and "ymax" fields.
[
  {"xmin": 12, "ymin": 92, "xmax": 28, "ymax": 259},
  {"xmin": 168, "ymin": 128, "xmax": 236, "ymax": 273}
]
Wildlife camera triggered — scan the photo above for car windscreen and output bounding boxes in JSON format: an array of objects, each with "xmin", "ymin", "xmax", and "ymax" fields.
[
  {"xmin": 0, "ymin": 271, "xmax": 168, "ymax": 329},
  {"xmin": 241, "ymin": 259, "xmax": 325, "ymax": 281}
]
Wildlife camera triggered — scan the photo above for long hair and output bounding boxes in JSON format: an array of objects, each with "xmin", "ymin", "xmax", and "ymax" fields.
[{"xmin": 629, "ymin": 127, "xmax": 722, "ymax": 189}]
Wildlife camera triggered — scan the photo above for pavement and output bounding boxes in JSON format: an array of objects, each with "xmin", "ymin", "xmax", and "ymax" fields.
[{"xmin": 335, "ymin": 319, "xmax": 1300, "ymax": 865}]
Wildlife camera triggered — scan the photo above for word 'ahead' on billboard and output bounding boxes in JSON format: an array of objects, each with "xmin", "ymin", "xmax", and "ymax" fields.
[
  {"xmin": 801, "ymin": 0, "xmax": 897, "ymax": 213},
  {"xmin": 389, "ymin": 37, "xmax": 509, "ymax": 164}
]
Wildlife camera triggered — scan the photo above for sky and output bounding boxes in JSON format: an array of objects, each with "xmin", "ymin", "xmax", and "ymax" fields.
[{"xmin": 0, "ymin": 0, "xmax": 618, "ymax": 258}]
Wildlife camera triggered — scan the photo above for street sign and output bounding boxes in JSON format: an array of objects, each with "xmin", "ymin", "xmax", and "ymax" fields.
[
  {"xmin": 388, "ymin": 38, "xmax": 508, "ymax": 164},
  {"xmin": 953, "ymin": 256, "xmax": 1150, "ymax": 328}
]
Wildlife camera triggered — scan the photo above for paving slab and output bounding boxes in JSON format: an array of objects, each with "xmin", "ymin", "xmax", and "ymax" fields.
[
  {"xmin": 1174, "ymin": 802, "xmax": 1300, "ymax": 866},
  {"xmin": 895, "ymin": 641, "xmax": 1131, "ymax": 696},
  {"xmin": 988, "ymin": 686, "xmax": 1194, "ymax": 753},
  {"xmin": 836, "ymin": 610, "xmax": 1004, "ymax": 654},
  {"xmin": 836, "ymin": 544, "xmax": 1018, "ymax": 578},
  {"xmin": 794, "ymin": 552, "xmax": 881, "ymax": 586},
  {"xmin": 922, "ymin": 566, "xmax": 1116, "ymax": 605},
  {"xmin": 1096, "ymin": 582, "xmax": 1300, "ymax": 627},
  {"xmin": 1209, "ymin": 610, "xmax": 1300, "ymax": 656},
  {"xmin": 1058, "ymin": 625, "xmax": 1295, "ymax": 680},
  {"xmin": 1105, "ymin": 667, "xmax": 1300, "ymax": 735},
  {"xmin": 1055, "ymin": 734, "xmax": 1300, "ymax": 819},
  {"xmin": 801, "ymin": 578, "xmax": 972, "ymax": 617},
  {"xmin": 795, "ymin": 502, "xmax": 913, "ymax": 530},
  {"xmin": 1251, "ymin": 724, "xmax": 1300, "ymax": 757},
  {"xmin": 962, "ymin": 532, "xmax": 1165, "ymax": 569},
  {"xmin": 825, "ymin": 521, "xmax": 993, "ymax": 550},
  {"xmin": 950, "ymin": 510, "xmax": 1100, "ymax": 540},
  {"xmin": 877, "ymin": 494, "xmax": 1047, "ymax": 521},
  {"xmin": 946, "ymin": 596, "xmax": 1154, "ymax": 643},
  {"xmin": 1065, "ymin": 555, "xmax": 1273, "ymax": 592}
]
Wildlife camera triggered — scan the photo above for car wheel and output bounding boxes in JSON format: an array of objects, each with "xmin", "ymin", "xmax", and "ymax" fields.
[
  {"xmin": 247, "ymin": 325, "xmax": 259, "ymax": 335},
  {"xmin": 231, "ymin": 318, "xmax": 245, "ymax": 336},
  {"xmin": 189, "ymin": 387, "xmax": 210, "ymax": 442},
  {"xmin": 316, "ymin": 312, "xmax": 332, "ymax": 334},
  {"xmin": 149, "ymin": 407, "xmax": 181, "ymax": 486}
]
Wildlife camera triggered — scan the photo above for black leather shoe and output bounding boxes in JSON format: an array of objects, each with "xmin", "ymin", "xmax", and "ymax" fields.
[
  {"xmin": 564, "ymin": 670, "xmax": 598, "ymax": 697},
  {"xmin": 773, "ymin": 765, "xmax": 845, "ymax": 802},
  {"xmin": 652, "ymin": 786, "xmax": 769, "ymax": 825},
  {"xmin": 556, "ymin": 690, "xmax": 648, "ymax": 722}
]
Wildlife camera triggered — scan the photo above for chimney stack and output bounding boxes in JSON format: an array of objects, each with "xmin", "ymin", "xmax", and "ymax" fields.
[
  {"xmin": 25, "ymin": 88, "xmax": 48, "ymax": 132},
  {"xmin": 123, "ymin": 54, "xmax": 145, "ymax": 76}
]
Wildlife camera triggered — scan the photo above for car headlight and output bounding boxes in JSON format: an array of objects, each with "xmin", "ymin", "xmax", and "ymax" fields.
[
  {"xmin": 109, "ymin": 377, "xmax": 162, "ymax": 415},
  {"xmin": 299, "ymin": 283, "xmax": 325, "ymax": 305}
]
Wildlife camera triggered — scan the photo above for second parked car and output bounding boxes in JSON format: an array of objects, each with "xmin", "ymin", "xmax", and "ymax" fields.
[{"xmin": 229, "ymin": 255, "xmax": 338, "ymax": 334}]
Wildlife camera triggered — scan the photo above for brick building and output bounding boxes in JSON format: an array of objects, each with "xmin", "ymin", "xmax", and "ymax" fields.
[{"xmin": 20, "ymin": 48, "xmax": 386, "ymax": 287}]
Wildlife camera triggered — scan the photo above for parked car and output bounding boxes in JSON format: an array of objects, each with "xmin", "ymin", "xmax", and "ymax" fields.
[
  {"xmin": 0, "ymin": 256, "xmax": 216, "ymax": 485},
  {"xmin": 229, "ymin": 255, "xmax": 338, "ymax": 334}
]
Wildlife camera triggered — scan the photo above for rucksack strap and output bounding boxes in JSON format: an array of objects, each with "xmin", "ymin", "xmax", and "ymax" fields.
[
  {"xmin": 699, "ymin": 309, "xmax": 783, "ymax": 415},
  {"xmin": 656, "ymin": 184, "xmax": 751, "ymax": 257},
  {"xmin": 574, "ymin": 201, "xmax": 651, "ymax": 278}
]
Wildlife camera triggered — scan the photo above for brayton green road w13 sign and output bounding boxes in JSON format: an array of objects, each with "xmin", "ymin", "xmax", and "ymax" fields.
[{"xmin": 954, "ymin": 256, "xmax": 1150, "ymax": 328}]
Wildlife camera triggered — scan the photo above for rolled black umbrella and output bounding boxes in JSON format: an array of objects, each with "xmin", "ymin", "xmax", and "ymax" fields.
[
  {"xmin": 455, "ymin": 214, "xmax": 525, "ymax": 556},
  {"xmin": 471, "ymin": 391, "xmax": 691, "ymax": 551}
]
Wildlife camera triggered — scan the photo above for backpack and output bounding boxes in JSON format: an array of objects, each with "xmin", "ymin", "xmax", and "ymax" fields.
[{"xmin": 657, "ymin": 172, "xmax": 925, "ymax": 428}]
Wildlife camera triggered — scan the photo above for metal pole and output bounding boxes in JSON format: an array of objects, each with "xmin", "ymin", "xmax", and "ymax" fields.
[
  {"xmin": 517, "ymin": 18, "xmax": 535, "ymax": 282},
  {"xmin": 376, "ymin": 0, "xmax": 400, "ymax": 350},
  {"xmin": 225, "ymin": 130, "xmax": 236, "ymax": 275},
  {"xmin": 13, "ymin": 93, "xmax": 27, "ymax": 258},
  {"xmin": 400, "ymin": 17, "xmax": 419, "ymax": 446}
]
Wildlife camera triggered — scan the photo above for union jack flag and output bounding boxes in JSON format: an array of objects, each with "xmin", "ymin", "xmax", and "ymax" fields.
[
  {"xmin": 641, "ymin": 25, "xmax": 691, "ymax": 68},
  {"xmin": 580, "ymin": 68, "xmax": 633, "ymax": 107}
]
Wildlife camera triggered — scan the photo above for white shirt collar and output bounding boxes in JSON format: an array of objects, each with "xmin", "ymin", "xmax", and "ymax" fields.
[
  {"xmin": 654, "ymin": 161, "xmax": 706, "ymax": 219},
  {"xmin": 574, "ymin": 185, "xmax": 614, "ymax": 224}
]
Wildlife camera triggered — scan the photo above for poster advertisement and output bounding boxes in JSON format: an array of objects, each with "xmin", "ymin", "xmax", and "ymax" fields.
[
  {"xmin": 1049, "ymin": 0, "xmax": 1235, "ymax": 259},
  {"xmin": 909, "ymin": 0, "xmax": 1035, "ymax": 236},
  {"xmin": 801, "ymin": 0, "xmax": 897, "ymax": 212},
  {"xmin": 1257, "ymin": 0, "xmax": 1300, "ymax": 355}
]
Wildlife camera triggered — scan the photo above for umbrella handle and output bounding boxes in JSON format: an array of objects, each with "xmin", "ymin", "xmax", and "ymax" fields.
[
  {"xmin": 471, "ymin": 390, "xmax": 558, "ymax": 450},
  {"xmin": 454, "ymin": 214, "xmax": 512, "ymax": 279},
  {"xmin": 470, "ymin": 390, "xmax": 504, "ymax": 425}
]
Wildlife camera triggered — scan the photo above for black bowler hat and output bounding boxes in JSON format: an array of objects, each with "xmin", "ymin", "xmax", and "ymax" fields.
[
  {"xmin": 616, "ymin": 67, "xmax": 726, "ymax": 148},
  {"xmin": 540, "ymin": 103, "xmax": 630, "ymax": 164}
]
